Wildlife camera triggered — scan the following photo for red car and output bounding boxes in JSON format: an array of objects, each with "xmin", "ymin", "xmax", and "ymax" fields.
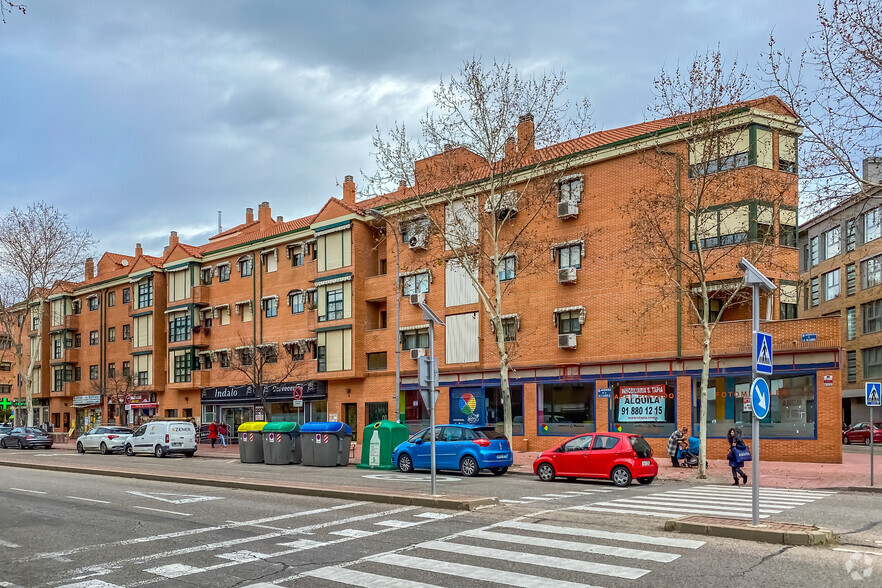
[
  {"xmin": 532, "ymin": 432, "xmax": 658, "ymax": 487},
  {"xmin": 843, "ymin": 422, "xmax": 882, "ymax": 445}
]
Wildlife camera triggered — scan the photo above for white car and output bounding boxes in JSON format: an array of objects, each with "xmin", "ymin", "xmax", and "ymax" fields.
[
  {"xmin": 76, "ymin": 426, "xmax": 133, "ymax": 455},
  {"xmin": 125, "ymin": 421, "xmax": 197, "ymax": 458}
]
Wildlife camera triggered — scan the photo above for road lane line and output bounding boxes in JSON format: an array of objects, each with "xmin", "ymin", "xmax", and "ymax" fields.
[
  {"xmin": 414, "ymin": 512, "xmax": 452, "ymax": 520},
  {"xmin": 9, "ymin": 488, "xmax": 47, "ymax": 494},
  {"xmin": 304, "ymin": 565, "xmax": 444, "ymax": 587},
  {"xmin": 133, "ymin": 506, "xmax": 192, "ymax": 516},
  {"xmin": 330, "ymin": 529, "xmax": 375, "ymax": 538},
  {"xmin": 498, "ymin": 520, "xmax": 705, "ymax": 549},
  {"xmin": 604, "ymin": 497, "xmax": 784, "ymax": 514},
  {"xmin": 464, "ymin": 529, "xmax": 680, "ymax": 562},
  {"xmin": 66, "ymin": 496, "xmax": 111, "ymax": 504},
  {"xmin": 575, "ymin": 503, "xmax": 772, "ymax": 518},
  {"xmin": 374, "ymin": 520, "xmax": 420, "ymax": 528},
  {"xmin": 0, "ymin": 540, "xmax": 21, "ymax": 548},
  {"xmin": 499, "ymin": 499, "xmax": 528, "ymax": 504}
]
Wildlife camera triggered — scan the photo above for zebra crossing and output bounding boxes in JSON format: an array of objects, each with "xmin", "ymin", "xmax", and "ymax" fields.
[
  {"xmin": 498, "ymin": 487, "xmax": 616, "ymax": 504},
  {"xmin": 572, "ymin": 485, "xmax": 836, "ymax": 519}
]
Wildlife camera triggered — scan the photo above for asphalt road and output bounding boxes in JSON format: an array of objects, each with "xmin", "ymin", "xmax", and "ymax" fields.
[{"xmin": 0, "ymin": 467, "xmax": 880, "ymax": 587}]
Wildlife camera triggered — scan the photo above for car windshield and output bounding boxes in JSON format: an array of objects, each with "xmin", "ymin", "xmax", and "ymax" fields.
[
  {"xmin": 629, "ymin": 436, "xmax": 653, "ymax": 458},
  {"xmin": 0, "ymin": 426, "xmax": 11, "ymax": 433},
  {"xmin": 475, "ymin": 428, "xmax": 506, "ymax": 440},
  {"xmin": 25, "ymin": 428, "xmax": 44, "ymax": 435}
]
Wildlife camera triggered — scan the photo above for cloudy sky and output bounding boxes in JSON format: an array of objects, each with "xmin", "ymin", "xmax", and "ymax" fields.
[{"xmin": 0, "ymin": 1, "xmax": 820, "ymax": 259}]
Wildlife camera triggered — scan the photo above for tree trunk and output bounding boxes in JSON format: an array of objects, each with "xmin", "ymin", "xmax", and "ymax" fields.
[{"xmin": 698, "ymin": 325, "xmax": 711, "ymax": 479}]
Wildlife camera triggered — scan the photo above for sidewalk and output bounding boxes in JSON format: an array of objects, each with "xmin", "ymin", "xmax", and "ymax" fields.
[{"xmin": 49, "ymin": 440, "xmax": 882, "ymax": 489}]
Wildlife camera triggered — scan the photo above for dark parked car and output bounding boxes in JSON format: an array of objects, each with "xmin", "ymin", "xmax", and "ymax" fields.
[{"xmin": 0, "ymin": 427, "xmax": 53, "ymax": 449}]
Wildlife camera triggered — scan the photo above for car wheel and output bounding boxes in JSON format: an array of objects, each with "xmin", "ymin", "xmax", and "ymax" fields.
[
  {"xmin": 490, "ymin": 467, "xmax": 508, "ymax": 476},
  {"xmin": 397, "ymin": 454, "xmax": 413, "ymax": 473},
  {"xmin": 866, "ymin": 437, "xmax": 872, "ymax": 446},
  {"xmin": 0, "ymin": 439, "xmax": 4, "ymax": 449},
  {"xmin": 99, "ymin": 442, "xmax": 109, "ymax": 455},
  {"xmin": 537, "ymin": 462, "xmax": 556, "ymax": 482},
  {"xmin": 184, "ymin": 452, "xmax": 194, "ymax": 458},
  {"xmin": 76, "ymin": 442, "xmax": 85, "ymax": 454},
  {"xmin": 125, "ymin": 444, "xmax": 134, "ymax": 457},
  {"xmin": 154, "ymin": 445, "xmax": 165, "ymax": 458},
  {"xmin": 460, "ymin": 455, "xmax": 479, "ymax": 477},
  {"xmin": 637, "ymin": 476, "xmax": 655, "ymax": 485},
  {"xmin": 611, "ymin": 466, "xmax": 632, "ymax": 487},
  {"xmin": 843, "ymin": 436, "xmax": 850, "ymax": 444},
  {"xmin": 17, "ymin": 440, "xmax": 24, "ymax": 450}
]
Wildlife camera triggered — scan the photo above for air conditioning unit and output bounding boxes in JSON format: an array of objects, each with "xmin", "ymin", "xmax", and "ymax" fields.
[
  {"xmin": 409, "ymin": 293, "xmax": 425, "ymax": 305},
  {"xmin": 485, "ymin": 191, "xmax": 519, "ymax": 220},
  {"xmin": 558, "ymin": 333, "xmax": 577, "ymax": 349},
  {"xmin": 558, "ymin": 201, "xmax": 579, "ymax": 219},
  {"xmin": 408, "ymin": 232, "xmax": 428, "ymax": 250},
  {"xmin": 558, "ymin": 267, "xmax": 577, "ymax": 284},
  {"xmin": 410, "ymin": 348, "xmax": 427, "ymax": 359}
]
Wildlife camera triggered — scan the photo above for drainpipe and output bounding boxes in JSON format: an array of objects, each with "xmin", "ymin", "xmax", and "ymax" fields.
[{"xmin": 658, "ymin": 149, "xmax": 684, "ymax": 358}]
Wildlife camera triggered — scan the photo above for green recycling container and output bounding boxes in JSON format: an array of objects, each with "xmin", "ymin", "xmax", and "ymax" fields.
[
  {"xmin": 262, "ymin": 422, "xmax": 301, "ymax": 465},
  {"xmin": 237, "ymin": 421, "xmax": 268, "ymax": 463},
  {"xmin": 357, "ymin": 420, "xmax": 409, "ymax": 470}
]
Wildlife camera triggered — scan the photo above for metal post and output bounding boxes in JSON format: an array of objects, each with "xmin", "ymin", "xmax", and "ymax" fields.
[
  {"xmin": 751, "ymin": 283, "xmax": 760, "ymax": 526},
  {"xmin": 428, "ymin": 321, "xmax": 437, "ymax": 496},
  {"xmin": 871, "ymin": 405, "xmax": 875, "ymax": 487},
  {"xmin": 394, "ymin": 232, "xmax": 401, "ymax": 424}
]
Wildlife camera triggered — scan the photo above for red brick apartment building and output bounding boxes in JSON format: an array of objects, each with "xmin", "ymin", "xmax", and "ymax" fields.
[{"xmin": 31, "ymin": 96, "xmax": 841, "ymax": 462}]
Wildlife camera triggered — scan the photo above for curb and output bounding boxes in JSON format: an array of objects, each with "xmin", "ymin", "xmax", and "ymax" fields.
[
  {"xmin": 836, "ymin": 486, "xmax": 882, "ymax": 494},
  {"xmin": 665, "ymin": 517, "xmax": 834, "ymax": 545},
  {"xmin": 0, "ymin": 459, "xmax": 498, "ymax": 511}
]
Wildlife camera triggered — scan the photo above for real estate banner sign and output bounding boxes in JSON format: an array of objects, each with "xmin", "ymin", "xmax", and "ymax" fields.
[{"xmin": 617, "ymin": 385, "xmax": 667, "ymax": 423}]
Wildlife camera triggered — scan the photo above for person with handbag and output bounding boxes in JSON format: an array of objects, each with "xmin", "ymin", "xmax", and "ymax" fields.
[{"xmin": 727, "ymin": 438, "xmax": 750, "ymax": 486}]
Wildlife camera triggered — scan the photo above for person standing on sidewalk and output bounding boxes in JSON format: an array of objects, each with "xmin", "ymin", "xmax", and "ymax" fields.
[
  {"xmin": 727, "ymin": 438, "xmax": 750, "ymax": 486},
  {"xmin": 218, "ymin": 422, "xmax": 228, "ymax": 448},
  {"xmin": 667, "ymin": 426, "xmax": 688, "ymax": 468},
  {"xmin": 208, "ymin": 421, "xmax": 218, "ymax": 448}
]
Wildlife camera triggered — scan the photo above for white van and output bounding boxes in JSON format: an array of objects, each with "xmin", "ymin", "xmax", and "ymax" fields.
[{"xmin": 124, "ymin": 421, "xmax": 197, "ymax": 458}]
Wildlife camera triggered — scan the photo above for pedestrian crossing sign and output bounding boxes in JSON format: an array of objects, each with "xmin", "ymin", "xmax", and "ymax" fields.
[
  {"xmin": 755, "ymin": 331, "xmax": 773, "ymax": 375},
  {"xmin": 867, "ymin": 382, "xmax": 882, "ymax": 407}
]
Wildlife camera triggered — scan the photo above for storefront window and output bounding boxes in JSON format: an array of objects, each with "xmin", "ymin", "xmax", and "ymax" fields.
[
  {"xmin": 611, "ymin": 380, "xmax": 676, "ymax": 437},
  {"xmin": 692, "ymin": 374, "xmax": 816, "ymax": 438},
  {"xmin": 485, "ymin": 386, "xmax": 524, "ymax": 435},
  {"xmin": 538, "ymin": 382, "xmax": 595, "ymax": 435},
  {"xmin": 404, "ymin": 389, "xmax": 430, "ymax": 433}
]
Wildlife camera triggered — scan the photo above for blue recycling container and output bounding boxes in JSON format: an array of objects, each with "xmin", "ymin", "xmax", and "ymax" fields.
[{"xmin": 300, "ymin": 422, "xmax": 353, "ymax": 466}]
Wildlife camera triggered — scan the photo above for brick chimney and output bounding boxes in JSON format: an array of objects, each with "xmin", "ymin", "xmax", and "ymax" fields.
[
  {"xmin": 398, "ymin": 179, "xmax": 407, "ymax": 195},
  {"xmin": 277, "ymin": 215, "xmax": 283, "ymax": 222},
  {"xmin": 505, "ymin": 136, "xmax": 517, "ymax": 160},
  {"xmin": 864, "ymin": 156, "xmax": 882, "ymax": 185},
  {"xmin": 258, "ymin": 201, "xmax": 272, "ymax": 230},
  {"xmin": 343, "ymin": 175, "xmax": 356, "ymax": 204},
  {"xmin": 169, "ymin": 231, "xmax": 179, "ymax": 248},
  {"xmin": 517, "ymin": 114, "xmax": 534, "ymax": 157},
  {"xmin": 245, "ymin": 207, "xmax": 254, "ymax": 224},
  {"xmin": 85, "ymin": 258, "xmax": 94, "ymax": 280},
  {"xmin": 135, "ymin": 243, "xmax": 143, "ymax": 258}
]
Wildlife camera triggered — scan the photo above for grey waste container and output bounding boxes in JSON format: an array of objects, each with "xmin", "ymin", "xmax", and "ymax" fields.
[
  {"xmin": 300, "ymin": 422, "xmax": 353, "ymax": 466},
  {"xmin": 237, "ymin": 422, "xmax": 268, "ymax": 463},
  {"xmin": 262, "ymin": 422, "xmax": 301, "ymax": 465}
]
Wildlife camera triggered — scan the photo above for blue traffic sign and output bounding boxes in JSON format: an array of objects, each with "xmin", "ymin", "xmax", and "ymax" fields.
[
  {"xmin": 867, "ymin": 382, "xmax": 882, "ymax": 407},
  {"xmin": 755, "ymin": 331, "xmax": 773, "ymax": 375},
  {"xmin": 751, "ymin": 377, "xmax": 771, "ymax": 420}
]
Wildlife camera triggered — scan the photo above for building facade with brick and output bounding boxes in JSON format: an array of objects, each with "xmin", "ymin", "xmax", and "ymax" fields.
[{"xmin": 34, "ymin": 96, "xmax": 841, "ymax": 462}]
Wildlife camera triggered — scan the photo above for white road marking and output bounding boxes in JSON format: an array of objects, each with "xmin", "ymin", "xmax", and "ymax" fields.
[
  {"xmin": 833, "ymin": 548, "xmax": 882, "ymax": 557},
  {"xmin": 464, "ymin": 529, "xmax": 681, "ymax": 562},
  {"xmin": 541, "ymin": 493, "xmax": 574, "ymax": 498},
  {"xmin": 241, "ymin": 584, "xmax": 285, "ymax": 588},
  {"xmin": 571, "ymin": 504, "xmax": 769, "ymax": 519},
  {"xmin": 373, "ymin": 552, "xmax": 595, "ymax": 588},
  {"xmin": 498, "ymin": 520, "xmax": 706, "ymax": 549},
  {"xmin": 9, "ymin": 487, "xmax": 47, "ymax": 494},
  {"xmin": 414, "ymin": 512, "xmax": 453, "ymax": 520},
  {"xmin": 56, "ymin": 581, "xmax": 124, "ymax": 588},
  {"xmin": 590, "ymin": 500, "xmax": 781, "ymax": 517},
  {"xmin": 144, "ymin": 563, "xmax": 204, "ymax": 578},
  {"xmin": 215, "ymin": 550, "xmax": 272, "ymax": 563},
  {"xmin": 658, "ymin": 489, "xmax": 811, "ymax": 505},
  {"xmin": 704, "ymin": 485, "xmax": 835, "ymax": 496},
  {"xmin": 330, "ymin": 529, "xmax": 375, "ymax": 538},
  {"xmin": 418, "ymin": 540, "xmax": 650, "ymax": 579},
  {"xmin": 132, "ymin": 506, "xmax": 192, "ymax": 516},
  {"xmin": 0, "ymin": 540, "xmax": 21, "ymax": 548},
  {"xmin": 304, "ymin": 565, "xmax": 443, "ymax": 587},
  {"xmin": 276, "ymin": 539, "xmax": 326, "ymax": 549},
  {"xmin": 517, "ymin": 496, "xmax": 556, "ymax": 501},
  {"xmin": 620, "ymin": 496, "xmax": 784, "ymax": 513},
  {"xmin": 66, "ymin": 496, "xmax": 111, "ymax": 504},
  {"xmin": 126, "ymin": 490, "xmax": 223, "ymax": 504},
  {"xmin": 562, "ymin": 488, "xmax": 614, "ymax": 493},
  {"xmin": 374, "ymin": 519, "xmax": 420, "ymax": 528},
  {"xmin": 499, "ymin": 499, "xmax": 528, "ymax": 504}
]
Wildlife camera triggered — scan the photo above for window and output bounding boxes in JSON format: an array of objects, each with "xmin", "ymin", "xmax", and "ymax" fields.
[
  {"xmin": 107, "ymin": 291, "xmax": 116, "ymax": 307},
  {"xmin": 779, "ymin": 282, "xmax": 798, "ymax": 319},
  {"xmin": 402, "ymin": 328, "xmax": 430, "ymax": 350},
  {"xmin": 823, "ymin": 269, "xmax": 840, "ymax": 301},
  {"xmin": 122, "ymin": 361, "xmax": 130, "ymax": 377},
  {"xmin": 698, "ymin": 298, "xmax": 722, "ymax": 323},
  {"xmin": 693, "ymin": 373, "xmax": 816, "ymax": 438},
  {"xmin": 557, "ymin": 176, "xmax": 583, "ymax": 203},
  {"xmin": 237, "ymin": 347, "xmax": 254, "ymax": 366},
  {"xmin": 779, "ymin": 208, "xmax": 797, "ymax": 247},
  {"xmin": 862, "ymin": 254, "xmax": 882, "ymax": 289},
  {"xmin": 290, "ymin": 247, "xmax": 304, "ymax": 267},
  {"xmin": 316, "ymin": 345, "xmax": 326, "ymax": 372},
  {"xmin": 288, "ymin": 291, "xmax": 304, "ymax": 314},
  {"xmin": 811, "ymin": 276, "xmax": 819, "ymax": 307},
  {"xmin": 325, "ymin": 288, "xmax": 344, "ymax": 321},
  {"xmin": 484, "ymin": 385, "xmax": 524, "ymax": 435},
  {"xmin": 201, "ymin": 268, "xmax": 212, "ymax": 285},
  {"xmin": 847, "ymin": 264, "xmax": 856, "ymax": 296},
  {"xmin": 401, "ymin": 273, "xmax": 429, "ymax": 296},
  {"xmin": 88, "ymin": 296, "xmax": 99, "ymax": 311},
  {"xmin": 168, "ymin": 313, "xmax": 191, "ymax": 343},
  {"xmin": 238, "ymin": 256, "xmax": 253, "ymax": 277},
  {"xmin": 89, "ymin": 330, "xmax": 99, "ymax": 346},
  {"xmin": 810, "ymin": 236, "xmax": 819, "ymax": 267},
  {"xmin": 74, "ymin": 366, "xmax": 81, "ymax": 381},
  {"xmin": 137, "ymin": 277, "xmax": 153, "ymax": 309},
  {"xmin": 778, "ymin": 133, "xmax": 798, "ymax": 173},
  {"xmin": 847, "ymin": 219, "xmax": 856, "ymax": 251},
  {"xmin": 261, "ymin": 250, "xmax": 278, "ymax": 273},
  {"xmin": 218, "ymin": 264, "xmax": 231, "ymax": 282},
  {"xmin": 122, "ymin": 324, "xmax": 130, "ymax": 341},
  {"xmin": 538, "ymin": 382, "xmax": 595, "ymax": 435},
  {"xmin": 847, "ymin": 307, "xmax": 856, "ymax": 340},
  {"xmin": 200, "ymin": 354, "xmax": 212, "ymax": 370},
  {"xmin": 497, "ymin": 256, "xmax": 516, "ymax": 281},
  {"xmin": 366, "ymin": 402, "xmax": 388, "ymax": 425},
  {"xmin": 863, "ymin": 299, "xmax": 882, "ymax": 334},
  {"xmin": 557, "ymin": 310, "xmax": 582, "ymax": 335},
  {"xmin": 260, "ymin": 345, "xmax": 278, "ymax": 364},
  {"xmin": 557, "ymin": 244, "xmax": 582, "ymax": 269},
  {"xmin": 122, "ymin": 288, "xmax": 130, "ymax": 304},
  {"xmin": 847, "ymin": 350, "xmax": 857, "ymax": 383},
  {"xmin": 71, "ymin": 299, "xmax": 81, "ymax": 314},
  {"xmin": 166, "ymin": 409, "xmax": 178, "ymax": 418},
  {"xmin": 864, "ymin": 346, "xmax": 882, "ymax": 379},
  {"xmin": 89, "ymin": 365, "xmax": 98, "ymax": 380},
  {"xmin": 74, "ymin": 333, "xmax": 82, "ymax": 347},
  {"xmin": 218, "ymin": 351, "xmax": 231, "ymax": 368},
  {"xmin": 501, "ymin": 316, "xmax": 518, "ymax": 342},
  {"xmin": 107, "ymin": 363, "xmax": 116, "ymax": 378},
  {"xmin": 107, "ymin": 327, "xmax": 115, "ymax": 343},
  {"xmin": 264, "ymin": 298, "xmax": 278, "ymax": 318},
  {"xmin": 865, "ymin": 208, "xmax": 882, "ymax": 243},
  {"xmin": 612, "ymin": 380, "xmax": 676, "ymax": 437},
  {"xmin": 688, "ymin": 128, "xmax": 751, "ymax": 177},
  {"xmin": 367, "ymin": 352, "xmax": 387, "ymax": 371},
  {"xmin": 823, "ymin": 227, "xmax": 841, "ymax": 259}
]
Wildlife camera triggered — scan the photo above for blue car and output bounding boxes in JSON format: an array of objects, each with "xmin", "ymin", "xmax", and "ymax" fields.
[{"xmin": 391, "ymin": 425, "xmax": 513, "ymax": 476}]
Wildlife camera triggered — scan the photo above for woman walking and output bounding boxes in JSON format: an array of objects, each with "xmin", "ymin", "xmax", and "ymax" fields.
[
  {"xmin": 727, "ymin": 438, "xmax": 750, "ymax": 486},
  {"xmin": 218, "ymin": 422, "xmax": 228, "ymax": 448},
  {"xmin": 208, "ymin": 421, "xmax": 218, "ymax": 448}
]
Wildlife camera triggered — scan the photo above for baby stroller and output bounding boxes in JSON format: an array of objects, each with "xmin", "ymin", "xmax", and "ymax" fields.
[{"xmin": 677, "ymin": 436, "xmax": 701, "ymax": 468}]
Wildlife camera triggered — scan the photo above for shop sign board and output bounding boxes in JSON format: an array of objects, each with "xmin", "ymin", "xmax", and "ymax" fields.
[
  {"xmin": 73, "ymin": 394, "xmax": 101, "ymax": 406},
  {"xmin": 617, "ymin": 385, "xmax": 666, "ymax": 422}
]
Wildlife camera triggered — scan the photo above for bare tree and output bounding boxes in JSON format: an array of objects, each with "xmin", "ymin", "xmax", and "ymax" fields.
[
  {"xmin": 0, "ymin": 202, "xmax": 94, "ymax": 426},
  {"xmin": 626, "ymin": 49, "xmax": 798, "ymax": 478},
  {"xmin": 224, "ymin": 335, "xmax": 303, "ymax": 419},
  {"xmin": 1, "ymin": 1, "xmax": 26, "ymax": 25},
  {"xmin": 766, "ymin": 0, "xmax": 882, "ymax": 205},
  {"xmin": 368, "ymin": 58, "xmax": 592, "ymax": 441},
  {"xmin": 90, "ymin": 371, "xmax": 146, "ymax": 428}
]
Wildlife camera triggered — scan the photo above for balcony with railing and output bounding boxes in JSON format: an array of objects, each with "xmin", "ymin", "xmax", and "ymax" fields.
[
  {"xmin": 685, "ymin": 316, "xmax": 841, "ymax": 357},
  {"xmin": 192, "ymin": 326, "xmax": 211, "ymax": 348}
]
